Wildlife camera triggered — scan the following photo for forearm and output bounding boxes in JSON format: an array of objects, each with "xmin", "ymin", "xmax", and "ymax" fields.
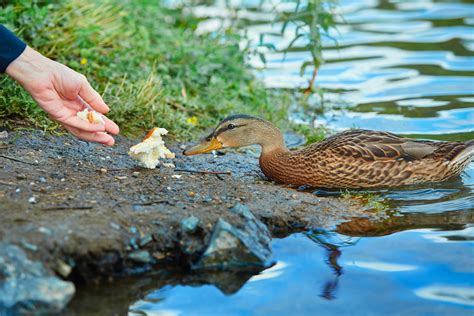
[{"xmin": 0, "ymin": 24, "xmax": 27, "ymax": 73}]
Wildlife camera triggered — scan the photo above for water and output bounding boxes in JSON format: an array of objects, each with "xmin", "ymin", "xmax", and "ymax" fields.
[{"xmin": 76, "ymin": 1, "xmax": 474, "ymax": 315}]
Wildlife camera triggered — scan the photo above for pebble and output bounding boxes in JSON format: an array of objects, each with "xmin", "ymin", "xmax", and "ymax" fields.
[
  {"xmin": 100, "ymin": 168, "xmax": 107, "ymax": 174},
  {"xmin": 39, "ymin": 176, "xmax": 47, "ymax": 183},
  {"xmin": 129, "ymin": 237, "xmax": 139, "ymax": 249},
  {"xmin": 38, "ymin": 227, "xmax": 52, "ymax": 235},
  {"xmin": 132, "ymin": 171, "xmax": 140, "ymax": 178},
  {"xmin": 128, "ymin": 250, "xmax": 154, "ymax": 264},
  {"xmin": 109, "ymin": 222, "xmax": 121, "ymax": 230},
  {"xmin": 55, "ymin": 260, "xmax": 72, "ymax": 278},
  {"xmin": 163, "ymin": 163, "xmax": 175, "ymax": 168},
  {"xmin": 171, "ymin": 175, "xmax": 182, "ymax": 179},
  {"xmin": 28, "ymin": 196, "xmax": 37, "ymax": 204},
  {"xmin": 0, "ymin": 130, "xmax": 8, "ymax": 138},
  {"xmin": 21, "ymin": 241, "xmax": 38, "ymax": 252},
  {"xmin": 139, "ymin": 235, "xmax": 153, "ymax": 247},
  {"xmin": 16, "ymin": 174, "xmax": 26, "ymax": 180},
  {"xmin": 116, "ymin": 176, "xmax": 127, "ymax": 180},
  {"xmin": 152, "ymin": 252, "xmax": 166, "ymax": 260},
  {"xmin": 188, "ymin": 191, "xmax": 196, "ymax": 198}
]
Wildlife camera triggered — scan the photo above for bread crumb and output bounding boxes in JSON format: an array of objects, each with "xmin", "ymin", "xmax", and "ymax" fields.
[
  {"xmin": 129, "ymin": 128, "xmax": 175, "ymax": 169},
  {"xmin": 77, "ymin": 109, "xmax": 105, "ymax": 124}
]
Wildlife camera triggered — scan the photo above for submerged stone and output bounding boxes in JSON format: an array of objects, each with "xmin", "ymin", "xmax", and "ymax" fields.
[
  {"xmin": 0, "ymin": 243, "xmax": 75, "ymax": 314},
  {"xmin": 181, "ymin": 215, "xmax": 200, "ymax": 233},
  {"xmin": 194, "ymin": 204, "xmax": 271, "ymax": 270}
]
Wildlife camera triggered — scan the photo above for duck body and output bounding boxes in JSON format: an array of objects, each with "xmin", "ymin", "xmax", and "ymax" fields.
[
  {"xmin": 260, "ymin": 129, "xmax": 473, "ymax": 188},
  {"xmin": 184, "ymin": 114, "xmax": 474, "ymax": 189}
]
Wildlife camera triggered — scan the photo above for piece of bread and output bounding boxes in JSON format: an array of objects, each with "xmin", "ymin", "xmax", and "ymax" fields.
[
  {"xmin": 77, "ymin": 109, "xmax": 105, "ymax": 124},
  {"xmin": 129, "ymin": 128, "xmax": 175, "ymax": 169}
]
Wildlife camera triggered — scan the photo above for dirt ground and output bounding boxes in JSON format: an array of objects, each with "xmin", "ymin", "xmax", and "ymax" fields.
[{"xmin": 0, "ymin": 129, "xmax": 373, "ymax": 284}]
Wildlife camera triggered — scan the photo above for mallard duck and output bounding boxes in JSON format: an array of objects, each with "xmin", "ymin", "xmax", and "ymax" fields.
[{"xmin": 183, "ymin": 114, "xmax": 474, "ymax": 188}]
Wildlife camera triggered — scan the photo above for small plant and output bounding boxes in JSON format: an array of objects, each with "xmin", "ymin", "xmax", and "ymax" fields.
[
  {"xmin": 258, "ymin": 0, "xmax": 338, "ymax": 94},
  {"xmin": 292, "ymin": 123, "xmax": 327, "ymax": 144}
]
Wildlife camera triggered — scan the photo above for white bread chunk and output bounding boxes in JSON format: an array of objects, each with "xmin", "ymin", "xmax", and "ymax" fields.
[
  {"xmin": 76, "ymin": 108, "xmax": 105, "ymax": 124},
  {"xmin": 129, "ymin": 128, "xmax": 175, "ymax": 169}
]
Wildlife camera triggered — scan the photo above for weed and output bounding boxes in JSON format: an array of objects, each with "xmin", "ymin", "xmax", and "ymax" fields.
[
  {"xmin": 291, "ymin": 123, "xmax": 327, "ymax": 144},
  {"xmin": 258, "ymin": 0, "xmax": 338, "ymax": 93}
]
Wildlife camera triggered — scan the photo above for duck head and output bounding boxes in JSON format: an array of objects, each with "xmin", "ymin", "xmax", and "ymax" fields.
[{"xmin": 183, "ymin": 114, "xmax": 286, "ymax": 155}]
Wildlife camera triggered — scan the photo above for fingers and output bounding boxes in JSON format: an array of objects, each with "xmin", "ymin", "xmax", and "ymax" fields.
[
  {"xmin": 79, "ymin": 78, "xmax": 110, "ymax": 114},
  {"xmin": 64, "ymin": 125, "xmax": 115, "ymax": 146},
  {"xmin": 103, "ymin": 116, "xmax": 120, "ymax": 135},
  {"xmin": 62, "ymin": 115, "xmax": 106, "ymax": 133},
  {"xmin": 64, "ymin": 98, "xmax": 119, "ymax": 135}
]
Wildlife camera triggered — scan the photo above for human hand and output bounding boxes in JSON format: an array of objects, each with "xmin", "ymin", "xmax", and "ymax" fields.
[{"xmin": 6, "ymin": 46, "xmax": 119, "ymax": 146}]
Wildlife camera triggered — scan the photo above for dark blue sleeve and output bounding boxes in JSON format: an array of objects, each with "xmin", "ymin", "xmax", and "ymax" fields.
[{"xmin": 0, "ymin": 25, "xmax": 27, "ymax": 73}]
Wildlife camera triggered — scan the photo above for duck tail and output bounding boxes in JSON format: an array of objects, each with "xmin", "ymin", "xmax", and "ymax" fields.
[{"xmin": 452, "ymin": 140, "xmax": 474, "ymax": 167}]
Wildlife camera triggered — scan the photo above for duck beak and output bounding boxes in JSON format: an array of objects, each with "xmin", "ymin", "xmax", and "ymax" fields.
[{"xmin": 183, "ymin": 137, "xmax": 223, "ymax": 156}]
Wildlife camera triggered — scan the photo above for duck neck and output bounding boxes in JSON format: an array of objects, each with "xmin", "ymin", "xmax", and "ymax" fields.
[
  {"xmin": 258, "ymin": 125, "xmax": 288, "ymax": 156},
  {"xmin": 258, "ymin": 134, "xmax": 294, "ymax": 184}
]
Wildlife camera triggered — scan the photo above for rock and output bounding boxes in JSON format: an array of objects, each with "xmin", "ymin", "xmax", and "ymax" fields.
[
  {"xmin": 0, "ymin": 130, "xmax": 8, "ymax": 139},
  {"xmin": 128, "ymin": 250, "xmax": 154, "ymax": 264},
  {"xmin": 193, "ymin": 204, "xmax": 271, "ymax": 270},
  {"xmin": 0, "ymin": 243, "xmax": 75, "ymax": 314},
  {"xmin": 181, "ymin": 216, "xmax": 200, "ymax": 233}
]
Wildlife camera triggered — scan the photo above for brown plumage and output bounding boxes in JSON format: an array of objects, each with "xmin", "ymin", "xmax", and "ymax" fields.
[{"xmin": 184, "ymin": 114, "xmax": 474, "ymax": 188}]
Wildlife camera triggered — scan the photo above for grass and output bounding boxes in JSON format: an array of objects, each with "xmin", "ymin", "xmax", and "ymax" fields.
[
  {"xmin": 291, "ymin": 123, "xmax": 327, "ymax": 144},
  {"xmin": 0, "ymin": 0, "xmax": 291, "ymax": 139}
]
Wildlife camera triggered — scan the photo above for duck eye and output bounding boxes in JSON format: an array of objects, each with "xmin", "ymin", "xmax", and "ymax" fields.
[{"xmin": 228, "ymin": 124, "xmax": 236, "ymax": 130}]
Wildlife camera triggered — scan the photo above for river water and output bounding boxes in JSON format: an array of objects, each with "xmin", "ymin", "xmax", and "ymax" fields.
[{"xmin": 76, "ymin": 1, "xmax": 474, "ymax": 315}]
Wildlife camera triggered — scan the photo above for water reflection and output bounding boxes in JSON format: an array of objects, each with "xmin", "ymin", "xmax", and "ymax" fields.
[{"xmin": 305, "ymin": 230, "xmax": 358, "ymax": 300}]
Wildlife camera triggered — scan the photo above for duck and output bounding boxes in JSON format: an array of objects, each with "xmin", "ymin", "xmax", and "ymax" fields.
[{"xmin": 183, "ymin": 114, "xmax": 474, "ymax": 188}]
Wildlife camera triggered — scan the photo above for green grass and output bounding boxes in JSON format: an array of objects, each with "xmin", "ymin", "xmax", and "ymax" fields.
[
  {"xmin": 291, "ymin": 123, "xmax": 327, "ymax": 144},
  {"xmin": 0, "ymin": 0, "xmax": 291, "ymax": 139}
]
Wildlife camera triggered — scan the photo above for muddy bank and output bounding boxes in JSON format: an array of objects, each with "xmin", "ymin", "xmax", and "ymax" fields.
[{"xmin": 0, "ymin": 130, "xmax": 374, "ymax": 313}]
